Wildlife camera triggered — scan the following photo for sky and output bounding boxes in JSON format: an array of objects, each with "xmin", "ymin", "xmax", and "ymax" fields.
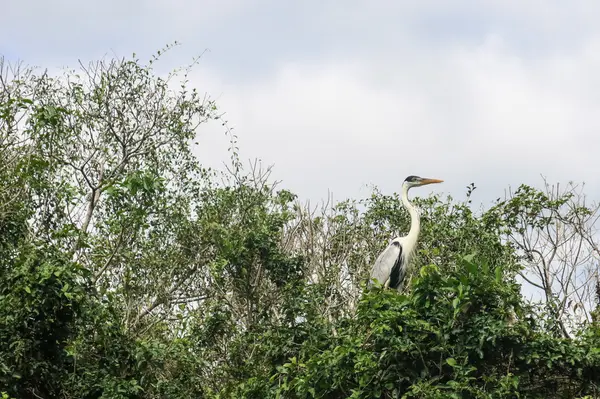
[{"xmin": 1, "ymin": 0, "xmax": 599, "ymax": 208}]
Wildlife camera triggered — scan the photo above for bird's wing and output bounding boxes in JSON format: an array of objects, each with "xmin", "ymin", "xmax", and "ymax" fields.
[
  {"xmin": 387, "ymin": 242, "xmax": 406, "ymax": 289},
  {"xmin": 370, "ymin": 240, "xmax": 403, "ymax": 287}
]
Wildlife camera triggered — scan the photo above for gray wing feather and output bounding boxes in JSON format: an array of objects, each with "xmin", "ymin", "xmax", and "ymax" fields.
[{"xmin": 370, "ymin": 241, "xmax": 403, "ymax": 288}]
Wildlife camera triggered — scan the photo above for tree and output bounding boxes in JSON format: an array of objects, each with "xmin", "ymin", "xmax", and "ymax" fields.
[
  {"xmin": 487, "ymin": 180, "xmax": 600, "ymax": 336},
  {"xmin": 271, "ymin": 256, "xmax": 600, "ymax": 398},
  {"xmin": 1, "ymin": 47, "xmax": 600, "ymax": 398},
  {"xmin": 0, "ymin": 47, "xmax": 220, "ymax": 397}
]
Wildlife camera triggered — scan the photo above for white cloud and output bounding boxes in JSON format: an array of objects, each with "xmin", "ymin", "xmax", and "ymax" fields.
[
  {"xmin": 2, "ymin": 0, "xmax": 599, "ymax": 206},
  {"xmin": 192, "ymin": 32, "xmax": 600, "ymax": 206}
]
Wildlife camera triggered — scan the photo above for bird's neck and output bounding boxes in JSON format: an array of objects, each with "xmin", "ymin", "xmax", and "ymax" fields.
[{"xmin": 401, "ymin": 184, "xmax": 420, "ymax": 249}]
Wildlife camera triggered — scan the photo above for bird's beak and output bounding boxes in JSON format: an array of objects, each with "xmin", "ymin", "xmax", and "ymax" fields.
[{"xmin": 419, "ymin": 178, "xmax": 444, "ymax": 186}]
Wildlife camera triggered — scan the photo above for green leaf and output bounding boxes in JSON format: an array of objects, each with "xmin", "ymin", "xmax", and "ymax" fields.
[
  {"xmin": 463, "ymin": 253, "xmax": 476, "ymax": 263},
  {"xmin": 452, "ymin": 298, "xmax": 460, "ymax": 309}
]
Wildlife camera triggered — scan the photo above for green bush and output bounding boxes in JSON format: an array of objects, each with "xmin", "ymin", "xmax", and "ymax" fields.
[
  {"xmin": 270, "ymin": 256, "xmax": 600, "ymax": 398},
  {"xmin": 1, "ymin": 51, "xmax": 600, "ymax": 398}
]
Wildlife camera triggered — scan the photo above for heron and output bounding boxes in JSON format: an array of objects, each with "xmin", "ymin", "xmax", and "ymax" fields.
[{"xmin": 369, "ymin": 175, "xmax": 443, "ymax": 291}]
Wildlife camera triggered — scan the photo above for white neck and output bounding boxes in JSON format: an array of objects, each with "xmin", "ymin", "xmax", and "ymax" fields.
[{"xmin": 401, "ymin": 183, "xmax": 420, "ymax": 253}]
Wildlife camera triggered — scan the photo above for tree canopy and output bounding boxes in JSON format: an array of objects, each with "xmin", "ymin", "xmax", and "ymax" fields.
[{"xmin": 1, "ymin": 48, "xmax": 599, "ymax": 398}]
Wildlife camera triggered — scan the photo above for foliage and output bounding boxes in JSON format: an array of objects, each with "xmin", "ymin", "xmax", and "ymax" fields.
[
  {"xmin": 271, "ymin": 256, "xmax": 600, "ymax": 398},
  {"xmin": 486, "ymin": 182, "xmax": 600, "ymax": 335},
  {"xmin": 1, "ymin": 49, "xmax": 600, "ymax": 398}
]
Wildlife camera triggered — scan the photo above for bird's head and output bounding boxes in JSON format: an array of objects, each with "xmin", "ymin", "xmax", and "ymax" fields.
[{"xmin": 403, "ymin": 175, "xmax": 444, "ymax": 189}]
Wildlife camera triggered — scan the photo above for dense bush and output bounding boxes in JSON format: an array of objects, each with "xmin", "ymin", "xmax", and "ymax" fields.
[
  {"xmin": 1, "ymin": 50, "xmax": 599, "ymax": 398},
  {"xmin": 270, "ymin": 257, "xmax": 600, "ymax": 398}
]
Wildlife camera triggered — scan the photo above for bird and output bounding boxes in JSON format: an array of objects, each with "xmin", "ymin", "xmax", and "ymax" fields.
[{"xmin": 369, "ymin": 175, "xmax": 443, "ymax": 291}]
